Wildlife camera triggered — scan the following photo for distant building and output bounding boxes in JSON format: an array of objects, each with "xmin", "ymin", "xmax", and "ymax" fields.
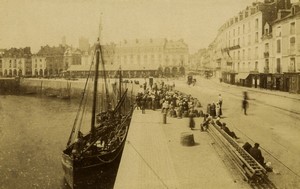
[
  {"xmin": 271, "ymin": 2, "xmax": 300, "ymax": 93},
  {"xmin": 189, "ymin": 48, "xmax": 207, "ymax": 71},
  {"xmin": 64, "ymin": 48, "xmax": 82, "ymax": 69},
  {"xmin": 0, "ymin": 49, "xmax": 5, "ymax": 76},
  {"xmin": 209, "ymin": 0, "xmax": 291, "ymax": 87},
  {"xmin": 164, "ymin": 39, "xmax": 189, "ymax": 76},
  {"xmin": 68, "ymin": 38, "xmax": 189, "ymax": 78},
  {"xmin": 32, "ymin": 45, "xmax": 66, "ymax": 77},
  {"xmin": 1, "ymin": 47, "xmax": 32, "ymax": 77}
]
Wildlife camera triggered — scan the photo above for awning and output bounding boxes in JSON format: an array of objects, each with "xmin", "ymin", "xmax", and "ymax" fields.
[{"xmin": 236, "ymin": 73, "xmax": 250, "ymax": 80}]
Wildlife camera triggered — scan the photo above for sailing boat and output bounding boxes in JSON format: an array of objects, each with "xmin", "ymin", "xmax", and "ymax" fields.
[{"xmin": 61, "ymin": 39, "xmax": 134, "ymax": 188}]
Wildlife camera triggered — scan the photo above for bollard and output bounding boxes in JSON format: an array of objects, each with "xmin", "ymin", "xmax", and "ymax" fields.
[{"xmin": 163, "ymin": 113, "xmax": 167, "ymax": 124}]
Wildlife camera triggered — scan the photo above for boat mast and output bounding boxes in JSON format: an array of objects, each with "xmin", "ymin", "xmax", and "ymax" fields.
[
  {"xmin": 119, "ymin": 66, "xmax": 122, "ymax": 102},
  {"xmin": 90, "ymin": 39, "xmax": 100, "ymax": 140}
]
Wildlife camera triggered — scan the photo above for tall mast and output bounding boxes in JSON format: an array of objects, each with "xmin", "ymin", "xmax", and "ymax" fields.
[
  {"xmin": 90, "ymin": 40, "xmax": 100, "ymax": 140},
  {"xmin": 118, "ymin": 66, "xmax": 122, "ymax": 113},
  {"xmin": 90, "ymin": 13, "xmax": 103, "ymax": 140}
]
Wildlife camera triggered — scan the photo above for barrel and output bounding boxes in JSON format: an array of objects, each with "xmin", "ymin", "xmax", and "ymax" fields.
[{"xmin": 180, "ymin": 132, "xmax": 195, "ymax": 146}]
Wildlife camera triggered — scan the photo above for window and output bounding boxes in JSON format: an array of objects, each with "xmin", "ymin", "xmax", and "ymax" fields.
[
  {"xmin": 276, "ymin": 26, "xmax": 281, "ymax": 37},
  {"xmin": 255, "ymin": 32, "xmax": 259, "ymax": 43},
  {"xmin": 248, "ymin": 35, "xmax": 251, "ymax": 45},
  {"xmin": 290, "ymin": 37, "xmax": 296, "ymax": 53},
  {"xmin": 242, "ymin": 49, "xmax": 245, "ymax": 59},
  {"xmin": 265, "ymin": 43, "xmax": 269, "ymax": 52},
  {"xmin": 238, "ymin": 51, "xmax": 240, "ymax": 60},
  {"xmin": 265, "ymin": 59, "xmax": 269, "ymax": 69},
  {"xmin": 248, "ymin": 48, "xmax": 251, "ymax": 59},
  {"xmin": 290, "ymin": 58, "xmax": 296, "ymax": 72},
  {"xmin": 277, "ymin": 40, "xmax": 281, "ymax": 53},
  {"xmin": 238, "ymin": 38, "xmax": 240, "ymax": 46},
  {"xmin": 243, "ymin": 36, "xmax": 245, "ymax": 46},
  {"xmin": 255, "ymin": 18, "xmax": 259, "ymax": 29},
  {"xmin": 290, "ymin": 22, "xmax": 295, "ymax": 35},
  {"xmin": 248, "ymin": 22, "xmax": 251, "ymax": 31},
  {"xmin": 255, "ymin": 61, "xmax": 258, "ymax": 71},
  {"xmin": 243, "ymin": 24, "xmax": 245, "ymax": 34},
  {"xmin": 265, "ymin": 28, "xmax": 269, "ymax": 34},
  {"xmin": 255, "ymin": 47, "xmax": 258, "ymax": 59},
  {"xmin": 276, "ymin": 58, "xmax": 281, "ymax": 73}
]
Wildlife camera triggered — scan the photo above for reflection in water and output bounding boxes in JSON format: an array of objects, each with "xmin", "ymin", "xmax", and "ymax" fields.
[{"xmin": 0, "ymin": 95, "xmax": 118, "ymax": 189}]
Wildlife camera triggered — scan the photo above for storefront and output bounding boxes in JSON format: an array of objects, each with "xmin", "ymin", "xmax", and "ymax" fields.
[
  {"xmin": 283, "ymin": 73, "xmax": 300, "ymax": 93},
  {"xmin": 248, "ymin": 72, "xmax": 260, "ymax": 88},
  {"xmin": 272, "ymin": 74, "xmax": 284, "ymax": 91},
  {"xmin": 222, "ymin": 71, "xmax": 236, "ymax": 84},
  {"xmin": 235, "ymin": 72, "xmax": 250, "ymax": 87},
  {"xmin": 259, "ymin": 73, "xmax": 272, "ymax": 89}
]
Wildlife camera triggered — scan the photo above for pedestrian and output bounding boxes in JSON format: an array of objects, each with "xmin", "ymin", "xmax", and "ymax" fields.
[
  {"xmin": 215, "ymin": 117, "xmax": 222, "ymax": 127},
  {"xmin": 141, "ymin": 97, "xmax": 146, "ymax": 114},
  {"xmin": 221, "ymin": 123, "xmax": 239, "ymax": 139},
  {"xmin": 218, "ymin": 94, "xmax": 223, "ymax": 108},
  {"xmin": 216, "ymin": 102, "xmax": 221, "ymax": 117},
  {"xmin": 242, "ymin": 98, "xmax": 248, "ymax": 115},
  {"xmin": 200, "ymin": 114, "xmax": 212, "ymax": 132},
  {"xmin": 210, "ymin": 102, "xmax": 216, "ymax": 118},
  {"xmin": 249, "ymin": 143, "xmax": 265, "ymax": 166},
  {"xmin": 189, "ymin": 114, "xmax": 195, "ymax": 130}
]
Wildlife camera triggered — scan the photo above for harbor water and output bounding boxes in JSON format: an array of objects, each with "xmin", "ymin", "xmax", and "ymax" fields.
[{"xmin": 0, "ymin": 95, "xmax": 119, "ymax": 189}]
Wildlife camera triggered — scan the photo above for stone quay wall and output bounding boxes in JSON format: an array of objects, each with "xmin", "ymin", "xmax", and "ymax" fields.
[{"xmin": 19, "ymin": 78, "xmax": 140, "ymax": 99}]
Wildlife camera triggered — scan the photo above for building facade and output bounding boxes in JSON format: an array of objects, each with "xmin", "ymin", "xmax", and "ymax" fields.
[
  {"xmin": 209, "ymin": 0, "xmax": 293, "ymax": 88},
  {"xmin": 271, "ymin": 2, "xmax": 300, "ymax": 93},
  {"xmin": 2, "ymin": 47, "xmax": 32, "ymax": 77},
  {"xmin": 69, "ymin": 38, "xmax": 189, "ymax": 78},
  {"xmin": 32, "ymin": 45, "xmax": 66, "ymax": 77}
]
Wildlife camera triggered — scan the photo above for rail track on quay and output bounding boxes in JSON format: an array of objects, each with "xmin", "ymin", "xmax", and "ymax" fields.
[{"xmin": 207, "ymin": 122, "xmax": 278, "ymax": 189}]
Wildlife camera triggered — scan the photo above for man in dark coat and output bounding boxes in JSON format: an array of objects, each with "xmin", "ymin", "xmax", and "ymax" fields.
[
  {"xmin": 221, "ymin": 123, "xmax": 239, "ymax": 139},
  {"xmin": 249, "ymin": 143, "xmax": 265, "ymax": 166},
  {"xmin": 242, "ymin": 99, "xmax": 248, "ymax": 115}
]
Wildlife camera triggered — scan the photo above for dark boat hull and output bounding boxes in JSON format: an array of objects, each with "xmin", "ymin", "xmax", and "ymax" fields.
[{"xmin": 62, "ymin": 142, "xmax": 125, "ymax": 189}]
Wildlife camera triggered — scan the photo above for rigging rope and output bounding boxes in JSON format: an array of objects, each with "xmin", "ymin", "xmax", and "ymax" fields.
[
  {"xmin": 66, "ymin": 49, "xmax": 96, "ymax": 146},
  {"xmin": 127, "ymin": 141, "xmax": 169, "ymax": 189}
]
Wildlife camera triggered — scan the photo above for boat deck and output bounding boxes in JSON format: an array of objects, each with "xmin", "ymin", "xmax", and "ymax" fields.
[{"xmin": 114, "ymin": 109, "xmax": 248, "ymax": 189}]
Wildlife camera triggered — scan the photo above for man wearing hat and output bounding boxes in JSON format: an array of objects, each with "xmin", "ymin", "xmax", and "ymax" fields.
[{"xmin": 249, "ymin": 143, "xmax": 265, "ymax": 166}]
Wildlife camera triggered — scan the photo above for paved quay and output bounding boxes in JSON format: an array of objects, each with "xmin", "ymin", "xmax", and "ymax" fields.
[{"xmin": 114, "ymin": 109, "xmax": 249, "ymax": 189}]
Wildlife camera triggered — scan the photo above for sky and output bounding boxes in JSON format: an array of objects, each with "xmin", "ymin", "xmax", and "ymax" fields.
[{"xmin": 0, "ymin": 0, "xmax": 267, "ymax": 53}]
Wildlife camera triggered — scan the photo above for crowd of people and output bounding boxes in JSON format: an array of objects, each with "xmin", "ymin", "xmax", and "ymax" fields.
[{"xmin": 135, "ymin": 81, "xmax": 203, "ymax": 118}]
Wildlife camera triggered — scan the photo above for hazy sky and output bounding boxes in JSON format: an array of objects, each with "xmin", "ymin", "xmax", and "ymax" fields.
[{"xmin": 0, "ymin": 0, "xmax": 262, "ymax": 53}]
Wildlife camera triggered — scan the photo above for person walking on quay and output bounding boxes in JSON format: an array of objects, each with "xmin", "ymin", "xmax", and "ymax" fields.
[
  {"xmin": 242, "ymin": 98, "xmax": 248, "ymax": 115},
  {"xmin": 189, "ymin": 114, "xmax": 195, "ymax": 130},
  {"xmin": 218, "ymin": 94, "xmax": 223, "ymax": 108}
]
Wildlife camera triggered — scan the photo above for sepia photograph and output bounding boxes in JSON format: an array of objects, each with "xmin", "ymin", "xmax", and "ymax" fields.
[{"xmin": 0, "ymin": 0, "xmax": 300, "ymax": 188}]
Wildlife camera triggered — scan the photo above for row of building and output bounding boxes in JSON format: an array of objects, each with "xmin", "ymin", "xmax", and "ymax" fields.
[
  {"xmin": 201, "ymin": 0, "xmax": 300, "ymax": 93},
  {"xmin": 0, "ymin": 38, "xmax": 189, "ymax": 79}
]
